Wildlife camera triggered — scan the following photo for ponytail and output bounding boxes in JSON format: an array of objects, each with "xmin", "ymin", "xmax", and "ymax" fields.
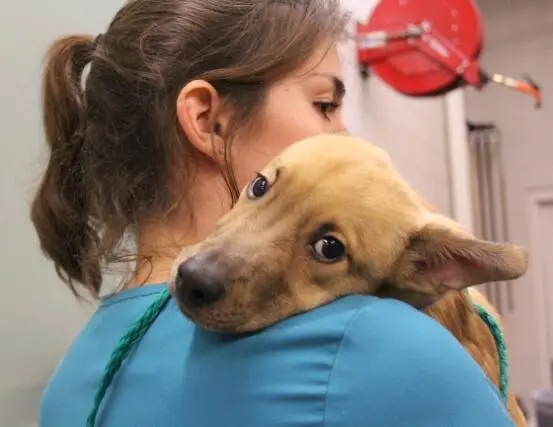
[{"xmin": 30, "ymin": 35, "xmax": 102, "ymax": 295}]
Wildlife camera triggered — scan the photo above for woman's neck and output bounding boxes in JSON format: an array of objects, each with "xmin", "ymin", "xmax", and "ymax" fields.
[{"xmin": 127, "ymin": 172, "xmax": 232, "ymax": 288}]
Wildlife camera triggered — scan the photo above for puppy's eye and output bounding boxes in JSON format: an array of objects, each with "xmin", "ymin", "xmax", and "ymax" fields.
[
  {"xmin": 311, "ymin": 236, "xmax": 346, "ymax": 263},
  {"xmin": 247, "ymin": 173, "xmax": 270, "ymax": 199}
]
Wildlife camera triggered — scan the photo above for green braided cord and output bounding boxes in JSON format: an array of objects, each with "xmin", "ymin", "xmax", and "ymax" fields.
[
  {"xmin": 473, "ymin": 303, "xmax": 509, "ymax": 403},
  {"xmin": 86, "ymin": 287, "xmax": 172, "ymax": 427}
]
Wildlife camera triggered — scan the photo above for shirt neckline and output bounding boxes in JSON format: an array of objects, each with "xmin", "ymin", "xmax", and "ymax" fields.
[{"xmin": 100, "ymin": 282, "xmax": 167, "ymax": 307}]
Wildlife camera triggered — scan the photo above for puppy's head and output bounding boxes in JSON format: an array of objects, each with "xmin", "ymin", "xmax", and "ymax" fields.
[{"xmin": 169, "ymin": 134, "xmax": 528, "ymax": 333}]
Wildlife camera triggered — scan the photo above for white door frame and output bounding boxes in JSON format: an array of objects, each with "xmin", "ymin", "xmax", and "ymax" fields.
[
  {"xmin": 444, "ymin": 89, "xmax": 474, "ymax": 232},
  {"xmin": 527, "ymin": 187, "xmax": 553, "ymax": 387}
]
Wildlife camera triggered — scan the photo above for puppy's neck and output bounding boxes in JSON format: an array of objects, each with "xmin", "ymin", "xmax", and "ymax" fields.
[
  {"xmin": 375, "ymin": 280, "xmax": 440, "ymax": 309},
  {"xmin": 424, "ymin": 292, "xmax": 501, "ymax": 388}
]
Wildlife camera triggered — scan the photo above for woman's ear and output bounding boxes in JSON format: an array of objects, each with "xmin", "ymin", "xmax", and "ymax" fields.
[{"xmin": 176, "ymin": 80, "xmax": 229, "ymax": 163}]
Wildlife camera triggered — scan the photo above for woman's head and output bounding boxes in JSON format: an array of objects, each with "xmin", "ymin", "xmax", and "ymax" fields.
[{"xmin": 31, "ymin": 0, "xmax": 349, "ymax": 295}]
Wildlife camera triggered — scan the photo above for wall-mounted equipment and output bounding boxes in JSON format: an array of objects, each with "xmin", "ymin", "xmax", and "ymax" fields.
[{"xmin": 356, "ymin": 0, "xmax": 542, "ymax": 108}]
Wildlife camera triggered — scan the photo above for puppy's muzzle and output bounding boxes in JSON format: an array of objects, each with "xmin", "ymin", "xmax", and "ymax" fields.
[{"xmin": 174, "ymin": 253, "xmax": 227, "ymax": 309}]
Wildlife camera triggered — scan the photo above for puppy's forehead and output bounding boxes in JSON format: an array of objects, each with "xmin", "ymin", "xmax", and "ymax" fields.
[
  {"xmin": 265, "ymin": 134, "xmax": 425, "ymax": 230},
  {"xmin": 268, "ymin": 135, "xmax": 408, "ymax": 196},
  {"xmin": 272, "ymin": 134, "xmax": 390, "ymax": 169}
]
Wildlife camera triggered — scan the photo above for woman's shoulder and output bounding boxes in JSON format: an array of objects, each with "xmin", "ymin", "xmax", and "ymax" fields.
[
  {"xmin": 319, "ymin": 295, "xmax": 514, "ymax": 427},
  {"xmin": 177, "ymin": 294, "xmax": 513, "ymax": 427},
  {"xmin": 321, "ymin": 294, "xmax": 478, "ymax": 377},
  {"xmin": 273, "ymin": 294, "xmax": 452, "ymax": 349},
  {"xmin": 327, "ymin": 294, "xmax": 461, "ymax": 349},
  {"xmin": 272, "ymin": 293, "xmax": 429, "ymax": 332},
  {"xmin": 289, "ymin": 294, "xmax": 484, "ymax": 381}
]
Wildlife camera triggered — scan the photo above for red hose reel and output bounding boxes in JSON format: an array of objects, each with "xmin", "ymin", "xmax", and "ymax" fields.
[{"xmin": 356, "ymin": 0, "xmax": 542, "ymax": 108}]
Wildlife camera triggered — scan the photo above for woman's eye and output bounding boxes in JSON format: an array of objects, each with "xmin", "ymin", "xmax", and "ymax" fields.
[
  {"xmin": 311, "ymin": 235, "xmax": 346, "ymax": 263},
  {"xmin": 314, "ymin": 101, "xmax": 340, "ymax": 118},
  {"xmin": 247, "ymin": 173, "xmax": 270, "ymax": 199}
]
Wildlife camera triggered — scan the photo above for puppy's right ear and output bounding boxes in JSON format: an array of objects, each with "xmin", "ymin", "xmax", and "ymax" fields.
[{"xmin": 389, "ymin": 214, "xmax": 528, "ymax": 298}]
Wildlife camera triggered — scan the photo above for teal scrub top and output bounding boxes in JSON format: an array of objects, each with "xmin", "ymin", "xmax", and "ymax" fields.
[{"xmin": 40, "ymin": 284, "xmax": 514, "ymax": 427}]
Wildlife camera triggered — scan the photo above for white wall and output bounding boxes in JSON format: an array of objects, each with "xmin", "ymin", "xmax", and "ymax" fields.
[
  {"xmin": 465, "ymin": 0, "xmax": 553, "ymax": 404},
  {"xmin": 339, "ymin": 0, "xmax": 454, "ymax": 215},
  {"xmin": 0, "ymin": 2, "xmax": 125, "ymax": 426},
  {"xmin": 0, "ymin": 0, "xmax": 456, "ymax": 425}
]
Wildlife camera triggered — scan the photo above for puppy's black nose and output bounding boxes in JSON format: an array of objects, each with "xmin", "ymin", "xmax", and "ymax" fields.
[{"xmin": 175, "ymin": 254, "xmax": 226, "ymax": 308}]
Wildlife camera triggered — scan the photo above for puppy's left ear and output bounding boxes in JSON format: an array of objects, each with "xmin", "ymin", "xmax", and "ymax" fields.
[{"xmin": 391, "ymin": 216, "xmax": 528, "ymax": 296}]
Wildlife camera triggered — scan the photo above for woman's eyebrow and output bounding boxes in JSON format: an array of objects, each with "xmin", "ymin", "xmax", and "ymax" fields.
[{"xmin": 308, "ymin": 72, "xmax": 346, "ymax": 99}]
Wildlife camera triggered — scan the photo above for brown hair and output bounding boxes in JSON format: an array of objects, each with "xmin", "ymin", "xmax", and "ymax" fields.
[{"xmin": 30, "ymin": 0, "xmax": 349, "ymax": 296}]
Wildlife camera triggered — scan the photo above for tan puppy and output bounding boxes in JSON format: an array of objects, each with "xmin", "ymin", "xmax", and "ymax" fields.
[{"xmin": 169, "ymin": 134, "xmax": 528, "ymax": 425}]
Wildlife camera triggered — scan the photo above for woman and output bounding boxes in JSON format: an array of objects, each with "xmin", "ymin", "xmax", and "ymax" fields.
[{"xmin": 32, "ymin": 0, "xmax": 515, "ymax": 426}]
